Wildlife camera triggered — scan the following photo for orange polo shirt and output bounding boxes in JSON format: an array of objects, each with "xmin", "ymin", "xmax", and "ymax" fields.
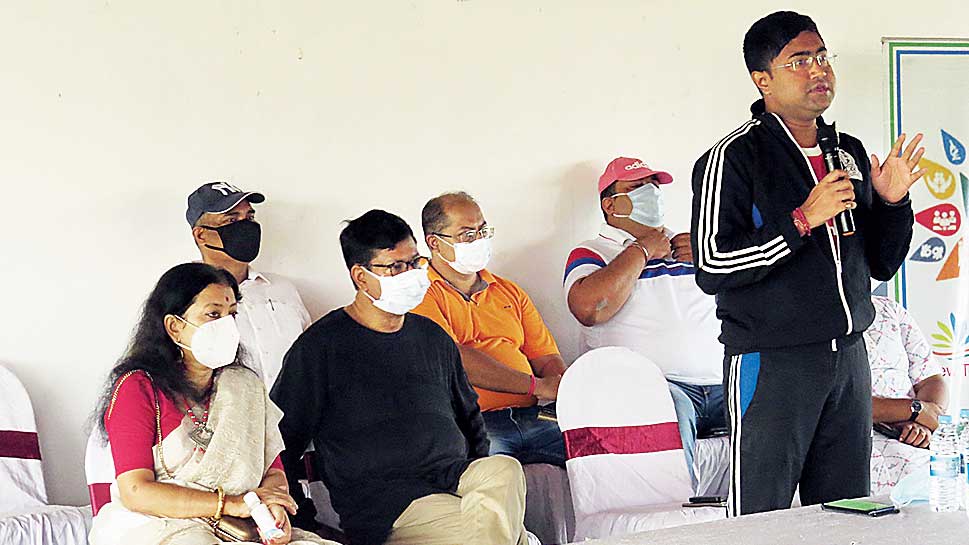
[{"xmin": 412, "ymin": 267, "xmax": 560, "ymax": 412}]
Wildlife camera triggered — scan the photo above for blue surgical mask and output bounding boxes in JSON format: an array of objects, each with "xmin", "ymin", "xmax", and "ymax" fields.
[
  {"xmin": 889, "ymin": 467, "xmax": 930, "ymax": 507},
  {"xmin": 611, "ymin": 183, "xmax": 664, "ymax": 227}
]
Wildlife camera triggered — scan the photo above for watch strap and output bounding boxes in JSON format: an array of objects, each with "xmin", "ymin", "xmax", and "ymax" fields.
[{"xmin": 909, "ymin": 400, "xmax": 922, "ymax": 422}]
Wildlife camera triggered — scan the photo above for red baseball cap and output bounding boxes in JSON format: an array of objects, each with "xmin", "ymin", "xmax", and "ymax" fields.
[{"xmin": 598, "ymin": 157, "xmax": 673, "ymax": 194}]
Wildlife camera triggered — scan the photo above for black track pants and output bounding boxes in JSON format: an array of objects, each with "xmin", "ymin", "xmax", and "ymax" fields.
[{"xmin": 724, "ymin": 334, "xmax": 872, "ymax": 516}]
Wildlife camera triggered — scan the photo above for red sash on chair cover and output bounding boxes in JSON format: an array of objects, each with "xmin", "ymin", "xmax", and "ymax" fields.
[{"xmin": 0, "ymin": 430, "xmax": 42, "ymax": 460}]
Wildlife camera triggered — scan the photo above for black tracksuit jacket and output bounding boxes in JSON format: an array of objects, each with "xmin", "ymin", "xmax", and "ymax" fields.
[{"xmin": 690, "ymin": 100, "xmax": 914, "ymax": 354}]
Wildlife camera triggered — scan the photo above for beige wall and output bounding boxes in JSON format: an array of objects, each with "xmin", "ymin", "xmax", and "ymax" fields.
[{"xmin": 2, "ymin": 0, "xmax": 966, "ymax": 505}]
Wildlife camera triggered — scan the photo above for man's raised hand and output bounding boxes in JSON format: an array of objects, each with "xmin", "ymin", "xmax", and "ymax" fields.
[{"xmin": 870, "ymin": 133, "xmax": 927, "ymax": 204}]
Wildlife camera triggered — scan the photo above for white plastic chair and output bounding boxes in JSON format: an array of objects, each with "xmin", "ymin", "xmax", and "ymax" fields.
[
  {"xmin": 0, "ymin": 364, "xmax": 92, "ymax": 545},
  {"xmin": 557, "ymin": 347, "xmax": 725, "ymax": 541}
]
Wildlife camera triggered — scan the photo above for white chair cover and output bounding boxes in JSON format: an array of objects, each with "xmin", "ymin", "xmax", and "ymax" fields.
[
  {"xmin": 84, "ymin": 429, "xmax": 116, "ymax": 516},
  {"xmin": 0, "ymin": 364, "xmax": 93, "ymax": 544},
  {"xmin": 0, "ymin": 365, "xmax": 47, "ymax": 514},
  {"xmin": 558, "ymin": 347, "xmax": 724, "ymax": 540},
  {"xmin": 305, "ymin": 480, "xmax": 343, "ymax": 530},
  {"xmin": 694, "ymin": 435, "xmax": 729, "ymax": 497},
  {"xmin": 0, "ymin": 505, "xmax": 93, "ymax": 545},
  {"xmin": 299, "ymin": 445, "xmax": 343, "ymax": 531}
]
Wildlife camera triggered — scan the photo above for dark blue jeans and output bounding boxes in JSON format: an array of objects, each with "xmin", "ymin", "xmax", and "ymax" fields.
[
  {"xmin": 481, "ymin": 406, "xmax": 567, "ymax": 467},
  {"xmin": 668, "ymin": 380, "xmax": 726, "ymax": 489}
]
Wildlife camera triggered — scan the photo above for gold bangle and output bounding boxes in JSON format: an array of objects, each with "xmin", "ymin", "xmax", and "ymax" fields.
[{"xmin": 215, "ymin": 486, "xmax": 225, "ymax": 520}]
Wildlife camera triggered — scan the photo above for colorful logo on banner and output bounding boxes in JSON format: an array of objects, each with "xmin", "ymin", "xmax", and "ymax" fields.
[
  {"xmin": 931, "ymin": 313, "xmax": 969, "ymax": 373},
  {"xmin": 962, "ymin": 173, "xmax": 969, "ymax": 213},
  {"xmin": 915, "ymin": 203, "xmax": 962, "ymax": 235},
  {"xmin": 920, "ymin": 158, "xmax": 957, "ymax": 199},
  {"xmin": 908, "ymin": 145, "xmax": 965, "ymax": 283},
  {"xmin": 937, "ymin": 240, "xmax": 962, "ymax": 281},
  {"xmin": 910, "ymin": 237, "xmax": 947, "ymax": 262},
  {"xmin": 942, "ymin": 129, "xmax": 966, "ymax": 165}
]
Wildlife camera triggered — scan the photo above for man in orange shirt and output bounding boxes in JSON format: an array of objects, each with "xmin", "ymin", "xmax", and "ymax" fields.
[{"xmin": 413, "ymin": 192, "xmax": 567, "ymax": 466}]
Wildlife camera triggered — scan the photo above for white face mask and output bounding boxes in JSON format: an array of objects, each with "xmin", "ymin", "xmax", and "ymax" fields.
[
  {"xmin": 436, "ymin": 236, "xmax": 493, "ymax": 275},
  {"xmin": 362, "ymin": 267, "xmax": 431, "ymax": 315},
  {"xmin": 173, "ymin": 314, "xmax": 240, "ymax": 369},
  {"xmin": 612, "ymin": 183, "xmax": 665, "ymax": 228}
]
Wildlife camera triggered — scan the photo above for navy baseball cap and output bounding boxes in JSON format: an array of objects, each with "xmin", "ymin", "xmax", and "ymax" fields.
[{"xmin": 186, "ymin": 181, "xmax": 265, "ymax": 226}]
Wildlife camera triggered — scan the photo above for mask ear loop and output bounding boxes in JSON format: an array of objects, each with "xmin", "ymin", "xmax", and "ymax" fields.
[
  {"xmin": 195, "ymin": 225, "xmax": 230, "ymax": 255},
  {"xmin": 608, "ymin": 193, "xmax": 632, "ymax": 219},
  {"xmin": 171, "ymin": 315, "xmax": 196, "ymax": 353},
  {"xmin": 358, "ymin": 266, "xmax": 384, "ymax": 302},
  {"xmin": 432, "ymin": 234, "xmax": 467, "ymax": 270},
  {"xmin": 432, "ymin": 234, "xmax": 455, "ymax": 248}
]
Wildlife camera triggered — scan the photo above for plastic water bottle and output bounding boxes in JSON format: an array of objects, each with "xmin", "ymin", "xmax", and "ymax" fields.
[
  {"xmin": 958, "ymin": 410, "xmax": 969, "ymax": 474},
  {"xmin": 930, "ymin": 414, "xmax": 960, "ymax": 512},
  {"xmin": 959, "ymin": 409, "xmax": 969, "ymax": 509},
  {"xmin": 244, "ymin": 491, "xmax": 285, "ymax": 540}
]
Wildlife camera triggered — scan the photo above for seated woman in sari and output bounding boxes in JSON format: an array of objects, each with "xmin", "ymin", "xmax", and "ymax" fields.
[{"xmin": 89, "ymin": 263, "xmax": 337, "ymax": 545}]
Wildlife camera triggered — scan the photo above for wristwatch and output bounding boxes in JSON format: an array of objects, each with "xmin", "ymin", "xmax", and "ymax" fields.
[{"xmin": 909, "ymin": 399, "xmax": 922, "ymax": 422}]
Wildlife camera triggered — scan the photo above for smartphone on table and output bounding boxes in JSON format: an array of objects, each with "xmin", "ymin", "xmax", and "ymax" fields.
[
  {"xmin": 821, "ymin": 499, "xmax": 899, "ymax": 517},
  {"xmin": 683, "ymin": 496, "xmax": 727, "ymax": 507}
]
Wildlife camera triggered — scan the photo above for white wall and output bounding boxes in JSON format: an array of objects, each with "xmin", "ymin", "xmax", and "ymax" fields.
[{"xmin": 2, "ymin": 0, "xmax": 966, "ymax": 505}]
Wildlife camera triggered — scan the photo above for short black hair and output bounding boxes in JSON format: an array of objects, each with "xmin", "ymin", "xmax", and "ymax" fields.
[
  {"xmin": 339, "ymin": 209, "xmax": 415, "ymax": 270},
  {"xmin": 599, "ymin": 182, "xmax": 618, "ymax": 201},
  {"xmin": 743, "ymin": 11, "xmax": 821, "ymax": 73},
  {"xmin": 599, "ymin": 182, "xmax": 620, "ymax": 219},
  {"xmin": 421, "ymin": 191, "xmax": 477, "ymax": 237}
]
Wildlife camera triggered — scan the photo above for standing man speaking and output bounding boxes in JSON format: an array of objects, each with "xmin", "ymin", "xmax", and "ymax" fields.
[{"xmin": 690, "ymin": 11, "xmax": 925, "ymax": 516}]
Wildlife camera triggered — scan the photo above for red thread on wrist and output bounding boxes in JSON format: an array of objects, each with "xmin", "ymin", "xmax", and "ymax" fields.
[
  {"xmin": 791, "ymin": 208, "xmax": 811, "ymax": 237},
  {"xmin": 527, "ymin": 375, "xmax": 537, "ymax": 396}
]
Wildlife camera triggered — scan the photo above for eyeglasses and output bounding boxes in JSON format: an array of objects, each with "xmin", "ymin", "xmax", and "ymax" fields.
[
  {"xmin": 433, "ymin": 226, "xmax": 496, "ymax": 244},
  {"xmin": 773, "ymin": 53, "xmax": 836, "ymax": 73},
  {"xmin": 367, "ymin": 255, "xmax": 429, "ymax": 276}
]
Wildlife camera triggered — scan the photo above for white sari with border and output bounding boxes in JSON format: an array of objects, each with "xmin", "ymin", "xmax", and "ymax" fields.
[{"xmin": 89, "ymin": 366, "xmax": 335, "ymax": 545}]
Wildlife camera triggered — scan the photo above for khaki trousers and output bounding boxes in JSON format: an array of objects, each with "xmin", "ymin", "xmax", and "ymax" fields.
[{"xmin": 385, "ymin": 455, "xmax": 528, "ymax": 545}]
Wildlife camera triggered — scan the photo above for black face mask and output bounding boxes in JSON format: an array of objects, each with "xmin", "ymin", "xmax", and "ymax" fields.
[{"xmin": 202, "ymin": 220, "xmax": 262, "ymax": 263}]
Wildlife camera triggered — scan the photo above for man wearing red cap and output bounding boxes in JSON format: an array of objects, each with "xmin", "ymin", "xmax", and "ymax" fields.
[{"xmin": 564, "ymin": 157, "xmax": 726, "ymax": 491}]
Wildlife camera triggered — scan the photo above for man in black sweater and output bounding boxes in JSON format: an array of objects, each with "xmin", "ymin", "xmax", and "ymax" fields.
[
  {"xmin": 271, "ymin": 209, "xmax": 530, "ymax": 545},
  {"xmin": 690, "ymin": 12, "xmax": 924, "ymax": 516}
]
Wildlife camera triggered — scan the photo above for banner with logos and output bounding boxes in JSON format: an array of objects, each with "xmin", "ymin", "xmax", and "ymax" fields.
[{"xmin": 883, "ymin": 38, "xmax": 969, "ymax": 409}]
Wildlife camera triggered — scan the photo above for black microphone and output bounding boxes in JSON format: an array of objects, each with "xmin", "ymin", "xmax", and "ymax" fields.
[{"xmin": 817, "ymin": 121, "xmax": 855, "ymax": 236}]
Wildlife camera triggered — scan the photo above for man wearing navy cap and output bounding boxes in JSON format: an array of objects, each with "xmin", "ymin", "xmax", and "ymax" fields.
[{"xmin": 187, "ymin": 181, "xmax": 312, "ymax": 390}]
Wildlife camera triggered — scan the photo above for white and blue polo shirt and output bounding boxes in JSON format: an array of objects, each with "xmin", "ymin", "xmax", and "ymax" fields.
[{"xmin": 564, "ymin": 223, "xmax": 723, "ymax": 385}]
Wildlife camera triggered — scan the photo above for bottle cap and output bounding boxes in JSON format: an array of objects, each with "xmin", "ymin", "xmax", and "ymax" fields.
[
  {"xmin": 940, "ymin": 414, "xmax": 953, "ymax": 424},
  {"xmin": 243, "ymin": 491, "xmax": 261, "ymax": 509}
]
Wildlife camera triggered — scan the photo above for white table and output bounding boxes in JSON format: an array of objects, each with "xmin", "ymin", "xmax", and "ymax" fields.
[{"xmin": 575, "ymin": 500, "xmax": 969, "ymax": 545}]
